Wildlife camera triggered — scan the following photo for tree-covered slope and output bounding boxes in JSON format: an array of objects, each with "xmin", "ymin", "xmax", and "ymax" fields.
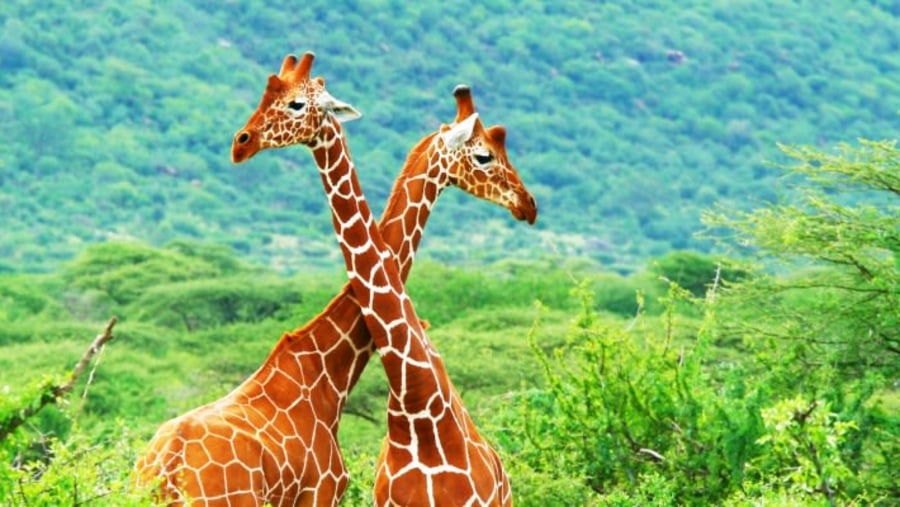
[{"xmin": 3, "ymin": 1, "xmax": 900, "ymax": 272}]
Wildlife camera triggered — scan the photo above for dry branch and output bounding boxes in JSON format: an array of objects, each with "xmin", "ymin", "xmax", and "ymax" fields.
[{"xmin": 0, "ymin": 317, "xmax": 118, "ymax": 442}]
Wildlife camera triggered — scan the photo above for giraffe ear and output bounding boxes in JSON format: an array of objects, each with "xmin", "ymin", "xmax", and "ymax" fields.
[
  {"xmin": 440, "ymin": 113, "xmax": 479, "ymax": 150},
  {"xmin": 317, "ymin": 89, "xmax": 362, "ymax": 123}
]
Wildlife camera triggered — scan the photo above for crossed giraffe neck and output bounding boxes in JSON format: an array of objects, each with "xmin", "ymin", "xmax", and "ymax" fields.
[
  {"xmin": 311, "ymin": 72, "xmax": 510, "ymax": 507},
  {"xmin": 134, "ymin": 52, "xmax": 535, "ymax": 506},
  {"xmin": 232, "ymin": 52, "xmax": 518, "ymax": 506}
]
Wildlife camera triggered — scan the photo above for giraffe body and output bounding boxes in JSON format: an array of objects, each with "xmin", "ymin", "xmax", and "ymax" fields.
[
  {"xmin": 136, "ymin": 311, "xmax": 356, "ymax": 506},
  {"xmin": 135, "ymin": 52, "xmax": 535, "ymax": 506}
]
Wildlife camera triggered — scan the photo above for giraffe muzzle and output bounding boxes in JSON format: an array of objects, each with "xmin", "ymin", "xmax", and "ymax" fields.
[
  {"xmin": 231, "ymin": 130, "xmax": 260, "ymax": 163},
  {"xmin": 513, "ymin": 193, "xmax": 538, "ymax": 225}
]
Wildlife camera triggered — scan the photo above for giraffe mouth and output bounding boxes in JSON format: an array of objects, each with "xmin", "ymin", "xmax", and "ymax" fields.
[
  {"xmin": 232, "ymin": 146, "xmax": 254, "ymax": 164},
  {"xmin": 512, "ymin": 193, "xmax": 538, "ymax": 225}
]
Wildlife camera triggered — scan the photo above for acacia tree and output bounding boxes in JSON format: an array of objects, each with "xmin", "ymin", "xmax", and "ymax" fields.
[
  {"xmin": 704, "ymin": 139, "xmax": 899, "ymax": 379},
  {"xmin": 704, "ymin": 139, "xmax": 900, "ymax": 501}
]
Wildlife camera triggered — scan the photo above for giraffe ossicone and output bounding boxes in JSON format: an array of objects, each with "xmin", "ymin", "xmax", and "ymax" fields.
[{"xmin": 134, "ymin": 50, "xmax": 534, "ymax": 506}]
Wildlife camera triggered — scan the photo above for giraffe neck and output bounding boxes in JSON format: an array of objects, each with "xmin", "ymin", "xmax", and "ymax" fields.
[
  {"xmin": 234, "ymin": 131, "xmax": 449, "ymax": 426},
  {"xmin": 310, "ymin": 119, "xmax": 452, "ymax": 414},
  {"xmin": 377, "ymin": 132, "xmax": 446, "ymax": 280}
]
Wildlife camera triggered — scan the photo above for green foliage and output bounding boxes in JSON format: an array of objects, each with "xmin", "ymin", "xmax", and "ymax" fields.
[
  {"xmin": 0, "ymin": 275, "xmax": 63, "ymax": 322},
  {"xmin": 704, "ymin": 140, "xmax": 900, "ymax": 380},
  {"xmin": 498, "ymin": 284, "xmax": 767, "ymax": 505},
  {"xmin": 2, "ymin": 238, "xmax": 897, "ymax": 504},
  {"xmin": 126, "ymin": 276, "xmax": 301, "ymax": 331},
  {"xmin": 340, "ymin": 449, "xmax": 377, "ymax": 506},
  {"xmin": 589, "ymin": 271, "xmax": 649, "ymax": 316},
  {"xmin": 0, "ymin": 373, "xmax": 68, "ymax": 442},
  {"xmin": 501, "ymin": 456, "xmax": 599, "ymax": 507},
  {"xmin": 597, "ymin": 472, "xmax": 677, "ymax": 507},
  {"xmin": 747, "ymin": 397, "xmax": 858, "ymax": 504},
  {"xmin": 164, "ymin": 240, "xmax": 250, "ymax": 274},
  {"xmin": 498, "ymin": 275, "xmax": 894, "ymax": 504},
  {"xmin": 62, "ymin": 242, "xmax": 223, "ymax": 306},
  {"xmin": 0, "ymin": 420, "xmax": 151, "ymax": 506},
  {"xmin": 699, "ymin": 139, "xmax": 900, "ymax": 503},
  {"xmin": 405, "ymin": 259, "xmax": 578, "ymax": 326},
  {"xmin": 0, "ymin": 320, "xmax": 110, "ymax": 348},
  {"xmin": 649, "ymin": 250, "xmax": 750, "ymax": 297}
]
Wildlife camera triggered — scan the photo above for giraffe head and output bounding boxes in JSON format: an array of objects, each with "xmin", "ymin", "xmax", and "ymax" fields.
[
  {"xmin": 231, "ymin": 52, "xmax": 361, "ymax": 163},
  {"xmin": 435, "ymin": 85, "xmax": 538, "ymax": 224}
]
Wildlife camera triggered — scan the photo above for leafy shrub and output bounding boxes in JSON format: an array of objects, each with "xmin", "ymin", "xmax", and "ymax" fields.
[
  {"xmin": 0, "ymin": 420, "xmax": 151, "ymax": 506},
  {"xmin": 502, "ymin": 456, "xmax": 598, "ymax": 507},
  {"xmin": 590, "ymin": 271, "xmax": 662, "ymax": 317},
  {"xmin": 125, "ymin": 275, "xmax": 302, "ymax": 331},
  {"xmin": 62, "ymin": 242, "xmax": 223, "ymax": 305},
  {"xmin": 0, "ymin": 275, "xmax": 64, "ymax": 322},
  {"xmin": 703, "ymin": 140, "xmax": 900, "ymax": 502},
  {"xmin": 0, "ymin": 320, "xmax": 110, "ymax": 347},
  {"xmin": 649, "ymin": 250, "xmax": 750, "ymax": 297},
  {"xmin": 497, "ymin": 283, "xmax": 767, "ymax": 505},
  {"xmin": 341, "ymin": 449, "xmax": 377, "ymax": 506},
  {"xmin": 405, "ymin": 259, "xmax": 579, "ymax": 326},
  {"xmin": 743, "ymin": 397, "xmax": 858, "ymax": 504}
]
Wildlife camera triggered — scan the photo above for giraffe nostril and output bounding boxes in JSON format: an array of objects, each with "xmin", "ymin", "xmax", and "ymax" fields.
[
  {"xmin": 237, "ymin": 132, "xmax": 250, "ymax": 144},
  {"xmin": 529, "ymin": 195, "xmax": 536, "ymax": 209}
]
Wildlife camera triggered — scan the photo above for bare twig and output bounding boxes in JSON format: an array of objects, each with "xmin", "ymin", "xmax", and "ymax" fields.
[
  {"xmin": 638, "ymin": 447, "xmax": 665, "ymax": 462},
  {"xmin": 68, "ymin": 317, "xmax": 117, "ymax": 395},
  {"xmin": 707, "ymin": 264, "xmax": 722, "ymax": 302},
  {"xmin": 342, "ymin": 407, "xmax": 379, "ymax": 424},
  {"xmin": 0, "ymin": 317, "xmax": 118, "ymax": 442},
  {"xmin": 792, "ymin": 400, "xmax": 818, "ymax": 425}
]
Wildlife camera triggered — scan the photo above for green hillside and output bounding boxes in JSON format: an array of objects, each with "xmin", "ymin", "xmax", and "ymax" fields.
[{"xmin": 3, "ymin": 1, "xmax": 900, "ymax": 273}]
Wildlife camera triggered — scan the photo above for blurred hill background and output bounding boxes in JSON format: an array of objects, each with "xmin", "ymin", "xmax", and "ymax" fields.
[{"xmin": 3, "ymin": 0, "xmax": 900, "ymax": 273}]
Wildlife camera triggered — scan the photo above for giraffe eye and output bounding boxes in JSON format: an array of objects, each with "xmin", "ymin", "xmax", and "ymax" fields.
[
  {"xmin": 474, "ymin": 153, "xmax": 493, "ymax": 165},
  {"xmin": 287, "ymin": 100, "xmax": 306, "ymax": 111}
]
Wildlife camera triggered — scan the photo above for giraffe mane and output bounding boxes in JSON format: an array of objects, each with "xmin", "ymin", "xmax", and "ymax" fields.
[{"xmin": 407, "ymin": 131, "xmax": 439, "ymax": 160}]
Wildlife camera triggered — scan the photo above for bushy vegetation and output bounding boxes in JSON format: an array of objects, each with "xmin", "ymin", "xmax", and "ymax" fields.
[
  {"xmin": 1, "ymin": 140, "xmax": 897, "ymax": 505},
  {"xmin": 4, "ymin": 1, "xmax": 900, "ymax": 272},
  {"xmin": 486, "ymin": 141, "xmax": 899, "ymax": 505}
]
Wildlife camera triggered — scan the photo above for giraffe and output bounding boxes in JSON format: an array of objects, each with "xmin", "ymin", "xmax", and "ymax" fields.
[
  {"xmin": 230, "ymin": 52, "xmax": 524, "ymax": 507},
  {"xmin": 133, "ymin": 54, "xmax": 536, "ymax": 506}
]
